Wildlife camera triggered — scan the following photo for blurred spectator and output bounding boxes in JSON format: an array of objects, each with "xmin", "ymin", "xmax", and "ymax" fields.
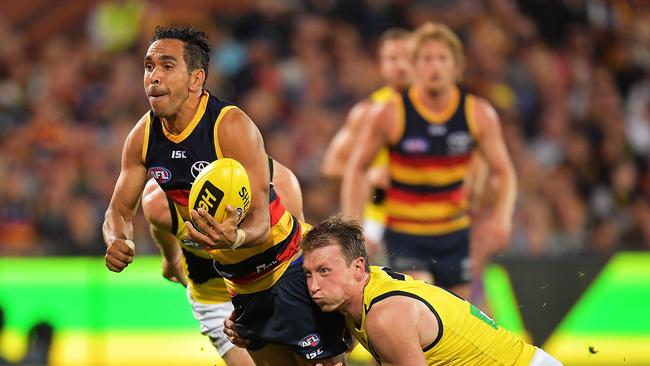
[{"xmin": 0, "ymin": 0, "xmax": 648, "ymax": 259}]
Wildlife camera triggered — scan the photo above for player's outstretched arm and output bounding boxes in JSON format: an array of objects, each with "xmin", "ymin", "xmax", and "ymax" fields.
[
  {"xmin": 472, "ymin": 98, "xmax": 517, "ymax": 254},
  {"xmin": 322, "ymin": 101, "xmax": 371, "ymax": 178},
  {"xmin": 365, "ymin": 297, "xmax": 433, "ymax": 366},
  {"xmin": 186, "ymin": 108, "xmax": 271, "ymax": 248},
  {"xmin": 341, "ymin": 101, "xmax": 395, "ymax": 220},
  {"xmin": 103, "ymin": 116, "xmax": 148, "ymax": 272}
]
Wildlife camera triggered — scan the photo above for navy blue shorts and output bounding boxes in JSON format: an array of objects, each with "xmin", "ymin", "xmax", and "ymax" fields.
[
  {"xmin": 231, "ymin": 257, "xmax": 352, "ymax": 360},
  {"xmin": 384, "ymin": 228, "xmax": 471, "ymax": 288}
]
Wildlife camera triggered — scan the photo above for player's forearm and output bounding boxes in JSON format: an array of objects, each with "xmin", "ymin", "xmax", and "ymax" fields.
[
  {"xmin": 341, "ymin": 165, "xmax": 367, "ymax": 220},
  {"xmin": 237, "ymin": 209, "xmax": 271, "ymax": 247},
  {"xmin": 102, "ymin": 207, "xmax": 134, "ymax": 246},
  {"xmin": 492, "ymin": 165, "xmax": 517, "ymax": 219},
  {"xmin": 150, "ymin": 226, "xmax": 181, "ymax": 259}
]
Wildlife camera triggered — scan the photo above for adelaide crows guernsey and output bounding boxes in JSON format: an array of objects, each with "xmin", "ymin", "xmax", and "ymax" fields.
[
  {"xmin": 386, "ymin": 86, "xmax": 478, "ymax": 236},
  {"xmin": 347, "ymin": 266, "xmax": 536, "ymax": 365},
  {"xmin": 142, "ymin": 91, "xmax": 304, "ymax": 299}
]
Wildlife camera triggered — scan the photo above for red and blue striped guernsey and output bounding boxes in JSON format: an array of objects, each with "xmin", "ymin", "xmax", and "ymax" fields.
[{"xmin": 386, "ymin": 86, "xmax": 478, "ymax": 236}]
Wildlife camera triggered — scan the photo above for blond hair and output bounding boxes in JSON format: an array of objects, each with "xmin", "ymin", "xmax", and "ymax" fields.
[{"xmin": 410, "ymin": 22, "xmax": 464, "ymax": 69}]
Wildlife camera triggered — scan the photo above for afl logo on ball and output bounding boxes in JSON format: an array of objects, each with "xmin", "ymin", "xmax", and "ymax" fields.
[
  {"xmin": 191, "ymin": 161, "xmax": 210, "ymax": 179},
  {"xmin": 148, "ymin": 167, "xmax": 172, "ymax": 184}
]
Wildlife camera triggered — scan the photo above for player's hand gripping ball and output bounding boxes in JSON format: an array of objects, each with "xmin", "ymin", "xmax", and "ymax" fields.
[{"xmin": 188, "ymin": 158, "xmax": 252, "ymax": 228}]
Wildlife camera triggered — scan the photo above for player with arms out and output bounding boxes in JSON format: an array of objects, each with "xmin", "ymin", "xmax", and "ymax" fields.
[
  {"xmin": 102, "ymin": 26, "xmax": 349, "ymax": 365},
  {"xmin": 322, "ymin": 28, "xmax": 411, "ymax": 254},
  {"xmin": 342, "ymin": 22, "xmax": 517, "ymax": 299},
  {"xmin": 301, "ymin": 216, "xmax": 562, "ymax": 366}
]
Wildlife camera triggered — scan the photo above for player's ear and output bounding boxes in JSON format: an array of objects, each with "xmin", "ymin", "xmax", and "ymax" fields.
[
  {"xmin": 189, "ymin": 69, "xmax": 205, "ymax": 92},
  {"xmin": 353, "ymin": 257, "xmax": 366, "ymax": 280}
]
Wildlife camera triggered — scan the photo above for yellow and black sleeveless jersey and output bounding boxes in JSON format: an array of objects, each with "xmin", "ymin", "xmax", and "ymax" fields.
[
  {"xmin": 347, "ymin": 266, "xmax": 536, "ymax": 365},
  {"xmin": 142, "ymin": 90, "xmax": 304, "ymax": 300},
  {"xmin": 386, "ymin": 86, "xmax": 478, "ymax": 236}
]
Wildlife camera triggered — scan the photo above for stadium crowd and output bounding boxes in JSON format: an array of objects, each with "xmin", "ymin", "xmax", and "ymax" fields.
[{"xmin": 0, "ymin": 0, "xmax": 648, "ymax": 258}]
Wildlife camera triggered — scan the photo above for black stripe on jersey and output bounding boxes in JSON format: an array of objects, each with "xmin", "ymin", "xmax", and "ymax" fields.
[
  {"xmin": 212, "ymin": 216, "xmax": 299, "ymax": 279},
  {"xmin": 268, "ymin": 156, "xmax": 274, "ymax": 181},
  {"xmin": 366, "ymin": 290, "xmax": 443, "ymax": 352},
  {"xmin": 389, "ymin": 179, "xmax": 464, "ymax": 194},
  {"xmin": 167, "ymin": 196, "xmax": 179, "ymax": 236},
  {"xmin": 182, "ymin": 248, "xmax": 221, "ymax": 284}
]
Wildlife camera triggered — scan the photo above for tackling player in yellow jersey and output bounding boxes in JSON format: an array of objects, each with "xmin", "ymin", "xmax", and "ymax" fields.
[
  {"xmin": 342, "ymin": 22, "xmax": 517, "ymax": 300},
  {"xmin": 301, "ymin": 216, "xmax": 562, "ymax": 366},
  {"xmin": 322, "ymin": 28, "xmax": 411, "ymax": 253}
]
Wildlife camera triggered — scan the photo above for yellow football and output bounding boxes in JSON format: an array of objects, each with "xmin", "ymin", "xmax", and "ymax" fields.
[{"xmin": 188, "ymin": 158, "xmax": 251, "ymax": 225}]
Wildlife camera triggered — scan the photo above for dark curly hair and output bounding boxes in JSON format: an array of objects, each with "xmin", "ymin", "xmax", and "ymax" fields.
[{"xmin": 152, "ymin": 26, "xmax": 211, "ymax": 83}]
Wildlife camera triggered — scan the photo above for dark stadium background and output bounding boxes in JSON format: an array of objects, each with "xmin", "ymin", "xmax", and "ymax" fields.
[{"xmin": 0, "ymin": 1, "xmax": 649, "ymax": 365}]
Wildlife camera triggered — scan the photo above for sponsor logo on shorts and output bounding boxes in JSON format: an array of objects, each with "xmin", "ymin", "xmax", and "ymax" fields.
[
  {"xmin": 191, "ymin": 160, "xmax": 210, "ymax": 179},
  {"xmin": 299, "ymin": 333, "xmax": 321, "ymax": 348},
  {"xmin": 148, "ymin": 167, "xmax": 172, "ymax": 184}
]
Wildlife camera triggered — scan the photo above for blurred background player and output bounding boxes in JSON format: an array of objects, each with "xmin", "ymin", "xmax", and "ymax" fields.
[
  {"xmin": 300, "ymin": 215, "xmax": 561, "ymax": 366},
  {"xmin": 342, "ymin": 22, "xmax": 517, "ymax": 299},
  {"xmin": 322, "ymin": 28, "xmax": 412, "ymax": 259},
  {"xmin": 102, "ymin": 26, "xmax": 348, "ymax": 365},
  {"xmin": 140, "ymin": 156, "xmax": 303, "ymax": 365}
]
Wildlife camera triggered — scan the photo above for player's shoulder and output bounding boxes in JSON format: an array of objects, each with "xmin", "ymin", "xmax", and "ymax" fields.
[{"xmin": 370, "ymin": 85, "xmax": 398, "ymax": 103}]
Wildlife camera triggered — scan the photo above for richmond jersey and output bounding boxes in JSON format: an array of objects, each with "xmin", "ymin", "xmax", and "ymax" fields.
[{"xmin": 347, "ymin": 266, "xmax": 536, "ymax": 365}]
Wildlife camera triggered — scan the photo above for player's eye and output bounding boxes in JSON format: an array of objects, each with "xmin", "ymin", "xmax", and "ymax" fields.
[{"xmin": 144, "ymin": 64, "xmax": 153, "ymax": 72}]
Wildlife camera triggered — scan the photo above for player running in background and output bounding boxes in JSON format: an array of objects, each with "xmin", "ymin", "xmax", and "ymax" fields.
[
  {"xmin": 322, "ymin": 28, "xmax": 411, "ymax": 256},
  {"xmin": 300, "ymin": 216, "xmax": 562, "ymax": 366},
  {"xmin": 341, "ymin": 22, "xmax": 517, "ymax": 299},
  {"xmin": 103, "ymin": 26, "xmax": 349, "ymax": 365}
]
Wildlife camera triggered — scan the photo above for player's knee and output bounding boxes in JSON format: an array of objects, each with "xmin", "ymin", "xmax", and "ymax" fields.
[{"xmin": 142, "ymin": 179, "xmax": 170, "ymax": 227}]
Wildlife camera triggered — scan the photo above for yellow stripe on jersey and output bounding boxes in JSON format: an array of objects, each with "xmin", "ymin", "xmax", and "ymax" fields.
[
  {"xmin": 389, "ymin": 163, "xmax": 469, "ymax": 186},
  {"xmin": 208, "ymin": 210, "xmax": 294, "ymax": 265},
  {"xmin": 224, "ymin": 251, "xmax": 300, "ymax": 295},
  {"xmin": 388, "ymin": 215, "xmax": 470, "ymax": 235},
  {"xmin": 173, "ymin": 206, "xmax": 230, "ymax": 303},
  {"xmin": 213, "ymin": 105, "xmax": 240, "ymax": 159},
  {"xmin": 385, "ymin": 199, "xmax": 468, "ymax": 221},
  {"xmin": 465, "ymin": 94, "xmax": 479, "ymax": 139},
  {"xmin": 348, "ymin": 267, "xmax": 536, "ymax": 365},
  {"xmin": 141, "ymin": 113, "xmax": 151, "ymax": 163},
  {"xmin": 390, "ymin": 92, "xmax": 406, "ymax": 145},
  {"xmin": 223, "ymin": 221, "xmax": 311, "ymax": 295},
  {"xmin": 162, "ymin": 91, "xmax": 209, "ymax": 143},
  {"xmin": 409, "ymin": 86, "xmax": 460, "ymax": 124}
]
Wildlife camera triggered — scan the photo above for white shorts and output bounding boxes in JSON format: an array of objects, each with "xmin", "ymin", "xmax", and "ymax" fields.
[
  {"xmin": 187, "ymin": 287, "xmax": 235, "ymax": 357},
  {"xmin": 530, "ymin": 347, "xmax": 563, "ymax": 366},
  {"xmin": 363, "ymin": 218, "xmax": 385, "ymax": 245}
]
